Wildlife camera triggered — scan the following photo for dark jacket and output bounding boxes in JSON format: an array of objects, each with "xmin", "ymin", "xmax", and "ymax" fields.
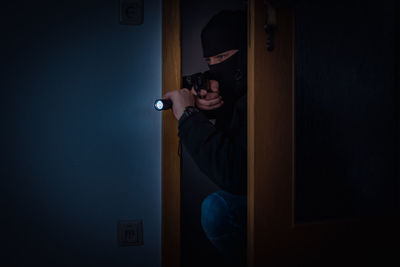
[{"xmin": 178, "ymin": 94, "xmax": 247, "ymax": 195}]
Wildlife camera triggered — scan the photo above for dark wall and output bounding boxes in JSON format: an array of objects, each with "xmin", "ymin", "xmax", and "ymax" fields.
[
  {"xmin": 294, "ymin": 0, "xmax": 399, "ymax": 223},
  {"xmin": 0, "ymin": 1, "xmax": 161, "ymax": 266},
  {"xmin": 180, "ymin": 0, "xmax": 245, "ymax": 266}
]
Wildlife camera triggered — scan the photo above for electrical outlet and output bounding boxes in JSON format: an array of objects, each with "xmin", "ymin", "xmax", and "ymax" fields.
[
  {"xmin": 118, "ymin": 220, "xmax": 144, "ymax": 246},
  {"xmin": 119, "ymin": 0, "xmax": 144, "ymax": 25}
]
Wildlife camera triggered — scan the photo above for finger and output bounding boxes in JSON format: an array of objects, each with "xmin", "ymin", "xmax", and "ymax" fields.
[
  {"xmin": 197, "ymin": 101, "xmax": 224, "ymax": 110},
  {"xmin": 209, "ymin": 80, "xmax": 219, "ymax": 92},
  {"xmin": 191, "ymin": 88, "xmax": 207, "ymax": 97},
  {"xmin": 197, "ymin": 96, "xmax": 223, "ymax": 106},
  {"xmin": 199, "ymin": 89, "xmax": 207, "ymax": 96},
  {"xmin": 163, "ymin": 91, "xmax": 172, "ymax": 99},
  {"xmin": 204, "ymin": 92, "xmax": 220, "ymax": 100}
]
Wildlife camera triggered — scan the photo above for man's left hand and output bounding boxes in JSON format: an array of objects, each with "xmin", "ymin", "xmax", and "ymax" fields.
[{"xmin": 163, "ymin": 88, "xmax": 196, "ymax": 120}]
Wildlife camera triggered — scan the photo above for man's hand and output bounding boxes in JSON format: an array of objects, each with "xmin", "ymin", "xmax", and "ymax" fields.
[
  {"xmin": 191, "ymin": 80, "xmax": 224, "ymax": 110},
  {"xmin": 163, "ymin": 88, "xmax": 196, "ymax": 120}
]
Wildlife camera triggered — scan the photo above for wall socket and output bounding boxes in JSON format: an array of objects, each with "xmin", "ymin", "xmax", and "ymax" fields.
[
  {"xmin": 117, "ymin": 220, "xmax": 144, "ymax": 246},
  {"xmin": 119, "ymin": 0, "xmax": 144, "ymax": 25}
]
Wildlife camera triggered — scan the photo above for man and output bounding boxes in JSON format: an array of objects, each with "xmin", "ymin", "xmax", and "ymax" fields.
[{"xmin": 164, "ymin": 10, "xmax": 247, "ymax": 265}]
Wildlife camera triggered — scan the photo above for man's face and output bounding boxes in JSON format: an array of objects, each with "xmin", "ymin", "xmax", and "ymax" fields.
[{"xmin": 204, "ymin": 49, "xmax": 238, "ymax": 65}]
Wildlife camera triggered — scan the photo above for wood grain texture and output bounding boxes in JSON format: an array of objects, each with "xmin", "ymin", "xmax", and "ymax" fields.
[
  {"xmin": 162, "ymin": 0, "xmax": 181, "ymax": 266},
  {"xmin": 247, "ymin": 1, "xmax": 255, "ymax": 266},
  {"xmin": 396, "ymin": 0, "xmax": 400, "ymax": 211},
  {"xmin": 248, "ymin": 0, "xmax": 295, "ymax": 265}
]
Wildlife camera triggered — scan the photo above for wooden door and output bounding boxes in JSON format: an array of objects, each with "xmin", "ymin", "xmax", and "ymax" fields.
[
  {"xmin": 248, "ymin": 0, "xmax": 400, "ymax": 266},
  {"xmin": 162, "ymin": 0, "xmax": 181, "ymax": 266}
]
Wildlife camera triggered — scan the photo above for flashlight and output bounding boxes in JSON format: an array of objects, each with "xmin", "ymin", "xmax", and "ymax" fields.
[{"xmin": 154, "ymin": 99, "xmax": 172, "ymax": 111}]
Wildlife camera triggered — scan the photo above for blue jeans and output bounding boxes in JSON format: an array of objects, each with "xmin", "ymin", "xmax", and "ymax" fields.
[{"xmin": 201, "ymin": 190, "xmax": 247, "ymax": 266}]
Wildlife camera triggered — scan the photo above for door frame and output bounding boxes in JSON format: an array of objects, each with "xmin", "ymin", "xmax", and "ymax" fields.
[{"xmin": 161, "ymin": 0, "xmax": 181, "ymax": 266}]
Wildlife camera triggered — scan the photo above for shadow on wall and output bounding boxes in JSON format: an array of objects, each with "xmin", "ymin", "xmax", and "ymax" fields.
[{"xmin": 180, "ymin": 0, "xmax": 246, "ymax": 267}]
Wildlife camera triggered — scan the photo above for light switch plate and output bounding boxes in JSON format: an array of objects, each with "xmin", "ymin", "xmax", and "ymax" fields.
[
  {"xmin": 118, "ymin": 220, "xmax": 144, "ymax": 246},
  {"xmin": 119, "ymin": 0, "xmax": 144, "ymax": 25}
]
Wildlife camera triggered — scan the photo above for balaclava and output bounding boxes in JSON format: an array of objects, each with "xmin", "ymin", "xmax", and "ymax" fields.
[{"xmin": 201, "ymin": 10, "xmax": 247, "ymax": 130}]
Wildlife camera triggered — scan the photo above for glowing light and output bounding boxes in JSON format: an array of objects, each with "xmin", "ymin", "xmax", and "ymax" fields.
[{"xmin": 155, "ymin": 100, "xmax": 164, "ymax": 110}]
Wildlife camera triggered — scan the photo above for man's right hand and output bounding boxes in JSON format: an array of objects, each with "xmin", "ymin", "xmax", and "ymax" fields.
[{"xmin": 191, "ymin": 80, "xmax": 224, "ymax": 110}]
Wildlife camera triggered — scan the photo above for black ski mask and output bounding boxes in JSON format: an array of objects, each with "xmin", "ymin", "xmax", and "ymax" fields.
[
  {"xmin": 201, "ymin": 10, "xmax": 247, "ymax": 129},
  {"xmin": 208, "ymin": 50, "xmax": 246, "ymax": 101}
]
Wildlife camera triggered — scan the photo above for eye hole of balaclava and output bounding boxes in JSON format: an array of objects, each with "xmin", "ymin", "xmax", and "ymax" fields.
[{"xmin": 201, "ymin": 10, "xmax": 247, "ymax": 100}]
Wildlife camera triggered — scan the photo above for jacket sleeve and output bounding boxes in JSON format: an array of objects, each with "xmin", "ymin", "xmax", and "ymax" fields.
[{"xmin": 178, "ymin": 95, "xmax": 247, "ymax": 195}]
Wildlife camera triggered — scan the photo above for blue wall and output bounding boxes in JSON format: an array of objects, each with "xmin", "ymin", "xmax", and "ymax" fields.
[{"xmin": 1, "ymin": 1, "xmax": 161, "ymax": 266}]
